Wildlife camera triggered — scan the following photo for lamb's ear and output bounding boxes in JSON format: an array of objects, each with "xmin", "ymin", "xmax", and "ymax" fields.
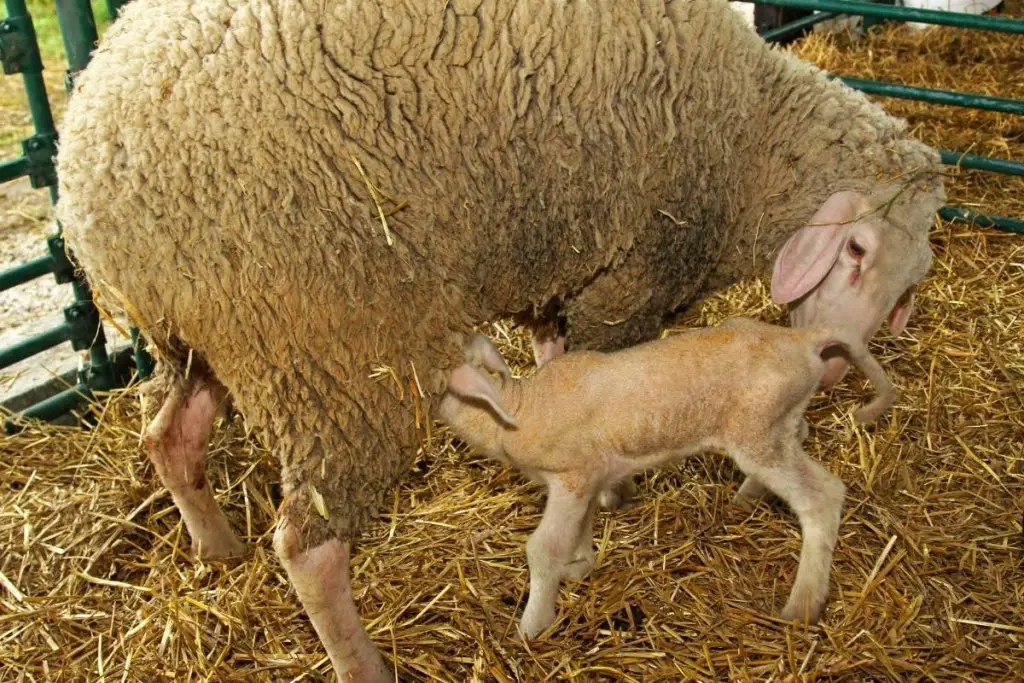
[
  {"xmin": 447, "ymin": 363, "xmax": 517, "ymax": 427},
  {"xmin": 771, "ymin": 191, "xmax": 864, "ymax": 304},
  {"xmin": 466, "ymin": 334, "xmax": 512, "ymax": 380},
  {"xmin": 887, "ymin": 289, "xmax": 915, "ymax": 336}
]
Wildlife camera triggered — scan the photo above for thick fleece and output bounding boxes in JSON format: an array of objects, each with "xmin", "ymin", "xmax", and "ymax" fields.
[{"xmin": 56, "ymin": 0, "xmax": 943, "ymax": 544}]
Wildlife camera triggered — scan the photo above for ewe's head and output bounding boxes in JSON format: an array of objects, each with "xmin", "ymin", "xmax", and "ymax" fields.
[{"xmin": 770, "ymin": 187, "xmax": 939, "ymax": 389}]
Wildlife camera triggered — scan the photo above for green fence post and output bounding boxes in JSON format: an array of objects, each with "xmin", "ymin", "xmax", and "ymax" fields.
[
  {"xmin": 52, "ymin": 1, "xmax": 116, "ymax": 400},
  {"xmin": 0, "ymin": 0, "xmax": 57, "ymax": 198},
  {"xmin": 54, "ymin": 0, "xmax": 98, "ymax": 90},
  {"xmin": 0, "ymin": 0, "xmax": 116, "ymax": 428}
]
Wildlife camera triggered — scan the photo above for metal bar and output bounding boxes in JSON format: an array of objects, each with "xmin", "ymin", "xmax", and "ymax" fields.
[
  {"xmin": 130, "ymin": 327, "xmax": 154, "ymax": 380},
  {"xmin": 0, "ymin": 0, "xmax": 117, "ymax": 425},
  {"xmin": 0, "ymin": 155, "xmax": 26, "ymax": 183},
  {"xmin": 750, "ymin": 0, "xmax": 1024, "ymax": 33},
  {"xmin": 940, "ymin": 207, "xmax": 1024, "ymax": 234},
  {"xmin": 0, "ymin": 321, "xmax": 73, "ymax": 370},
  {"xmin": 47, "ymin": 3, "xmax": 118, "ymax": 396},
  {"xmin": 839, "ymin": 77, "xmax": 1024, "ymax": 116},
  {"xmin": 0, "ymin": 253, "xmax": 52, "ymax": 291},
  {"xmin": 940, "ymin": 150, "xmax": 1024, "ymax": 176},
  {"xmin": 68, "ymin": 279, "xmax": 115, "ymax": 390},
  {"xmin": 54, "ymin": 0, "xmax": 98, "ymax": 75},
  {"xmin": 3, "ymin": 0, "xmax": 56, "ymax": 133},
  {"xmin": 4, "ymin": 383, "xmax": 91, "ymax": 434},
  {"xmin": 761, "ymin": 11, "xmax": 840, "ymax": 42}
]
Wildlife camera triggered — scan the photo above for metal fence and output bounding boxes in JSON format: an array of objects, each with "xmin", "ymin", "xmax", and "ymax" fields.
[
  {"xmin": 0, "ymin": 0, "xmax": 1021, "ymax": 433},
  {"xmin": 754, "ymin": 0, "xmax": 1024, "ymax": 233},
  {"xmin": 0, "ymin": 0, "xmax": 142, "ymax": 434}
]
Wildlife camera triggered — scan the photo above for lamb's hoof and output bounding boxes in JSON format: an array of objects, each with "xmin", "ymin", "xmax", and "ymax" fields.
[
  {"xmin": 779, "ymin": 591, "xmax": 825, "ymax": 625},
  {"xmin": 519, "ymin": 604, "xmax": 556, "ymax": 640}
]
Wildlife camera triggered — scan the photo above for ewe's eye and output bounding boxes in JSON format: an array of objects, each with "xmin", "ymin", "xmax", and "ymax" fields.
[{"xmin": 847, "ymin": 238, "xmax": 865, "ymax": 261}]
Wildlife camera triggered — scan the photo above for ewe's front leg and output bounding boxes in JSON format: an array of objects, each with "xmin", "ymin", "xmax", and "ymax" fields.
[
  {"xmin": 520, "ymin": 479, "xmax": 595, "ymax": 638},
  {"xmin": 142, "ymin": 376, "xmax": 244, "ymax": 560},
  {"xmin": 274, "ymin": 516, "xmax": 390, "ymax": 683}
]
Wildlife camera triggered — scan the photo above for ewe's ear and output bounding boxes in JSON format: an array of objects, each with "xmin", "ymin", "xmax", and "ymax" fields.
[
  {"xmin": 771, "ymin": 191, "xmax": 866, "ymax": 304},
  {"xmin": 447, "ymin": 363, "xmax": 517, "ymax": 427}
]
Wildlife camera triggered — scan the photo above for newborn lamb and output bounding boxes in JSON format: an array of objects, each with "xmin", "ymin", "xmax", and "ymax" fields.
[{"xmin": 438, "ymin": 317, "xmax": 894, "ymax": 637}]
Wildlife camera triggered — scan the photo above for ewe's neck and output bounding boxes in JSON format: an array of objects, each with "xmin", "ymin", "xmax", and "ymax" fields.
[{"xmin": 704, "ymin": 49, "xmax": 937, "ymax": 295}]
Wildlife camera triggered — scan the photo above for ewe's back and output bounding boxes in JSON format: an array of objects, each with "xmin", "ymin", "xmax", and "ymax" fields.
[{"xmin": 54, "ymin": 0, "xmax": 794, "ymax": 416}]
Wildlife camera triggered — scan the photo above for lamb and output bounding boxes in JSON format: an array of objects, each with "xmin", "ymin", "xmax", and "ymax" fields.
[
  {"xmin": 54, "ymin": 0, "xmax": 942, "ymax": 678},
  {"xmin": 440, "ymin": 319, "xmax": 895, "ymax": 637}
]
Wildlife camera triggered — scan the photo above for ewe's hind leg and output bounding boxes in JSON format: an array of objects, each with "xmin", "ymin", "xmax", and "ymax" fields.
[
  {"xmin": 521, "ymin": 477, "xmax": 595, "ymax": 638},
  {"xmin": 737, "ymin": 445, "xmax": 846, "ymax": 624},
  {"xmin": 143, "ymin": 377, "xmax": 244, "ymax": 560},
  {"xmin": 265, "ymin": 366, "xmax": 417, "ymax": 682},
  {"xmin": 274, "ymin": 522, "xmax": 389, "ymax": 683}
]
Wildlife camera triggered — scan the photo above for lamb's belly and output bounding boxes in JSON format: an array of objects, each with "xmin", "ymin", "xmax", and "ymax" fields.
[{"xmin": 612, "ymin": 441, "xmax": 712, "ymax": 478}]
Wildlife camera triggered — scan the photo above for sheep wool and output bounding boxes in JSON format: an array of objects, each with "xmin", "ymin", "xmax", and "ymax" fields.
[{"xmin": 55, "ymin": 0, "xmax": 943, "ymax": 545}]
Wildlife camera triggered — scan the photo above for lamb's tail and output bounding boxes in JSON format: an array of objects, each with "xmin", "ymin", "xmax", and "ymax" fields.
[{"xmin": 811, "ymin": 327, "xmax": 895, "ymax": 425}]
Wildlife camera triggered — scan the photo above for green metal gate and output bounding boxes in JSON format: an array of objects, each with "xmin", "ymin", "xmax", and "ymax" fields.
[
  {"xmin": 755, "ymin": 0, "xmax": 1024, "ymax": 233},
  {"xmin": 0, "ymin": 0, "xmax": 144, "ymax": 434},
  {"xmin": 0, "ymin": 0, "xmax": 1021, "ymax": 433}
]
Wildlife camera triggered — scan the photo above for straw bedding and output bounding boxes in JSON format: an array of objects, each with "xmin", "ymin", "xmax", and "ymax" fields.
[{"xmin": 2, "ymin": 7, "xmax": 1022, "ymax": 681}]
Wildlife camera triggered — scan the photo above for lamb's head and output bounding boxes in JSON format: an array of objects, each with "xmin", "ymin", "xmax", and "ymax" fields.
[{"xmin": 770, "ymin": 188, "xmax": 938, "ymax": 388}]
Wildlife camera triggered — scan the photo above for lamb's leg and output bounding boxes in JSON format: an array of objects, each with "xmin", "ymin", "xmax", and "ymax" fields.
[
  {"xmin": 274, "ymin": 522, "xmax": 390, "ymax": 683},
  {"xmin": 564, "ymin": 496, "xmax": 598, "ymax": 581},
  {"xmin": 739, "ymin": 446, "xmax": 846, "ymax": 624},
  {"xmin": 520, "ymin": 478, "xmax": 594, "ymax": 638},
  {"xmin": 143, "ymin": 378, "xmax": 244, "ymax": 560},
  {"xmin": 598, "ymin": 477, "xmax": 639, "ymax": 510},
  {"xmin": 733, "ymin": 476, "xmax": 772, "ymax": 512}
]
